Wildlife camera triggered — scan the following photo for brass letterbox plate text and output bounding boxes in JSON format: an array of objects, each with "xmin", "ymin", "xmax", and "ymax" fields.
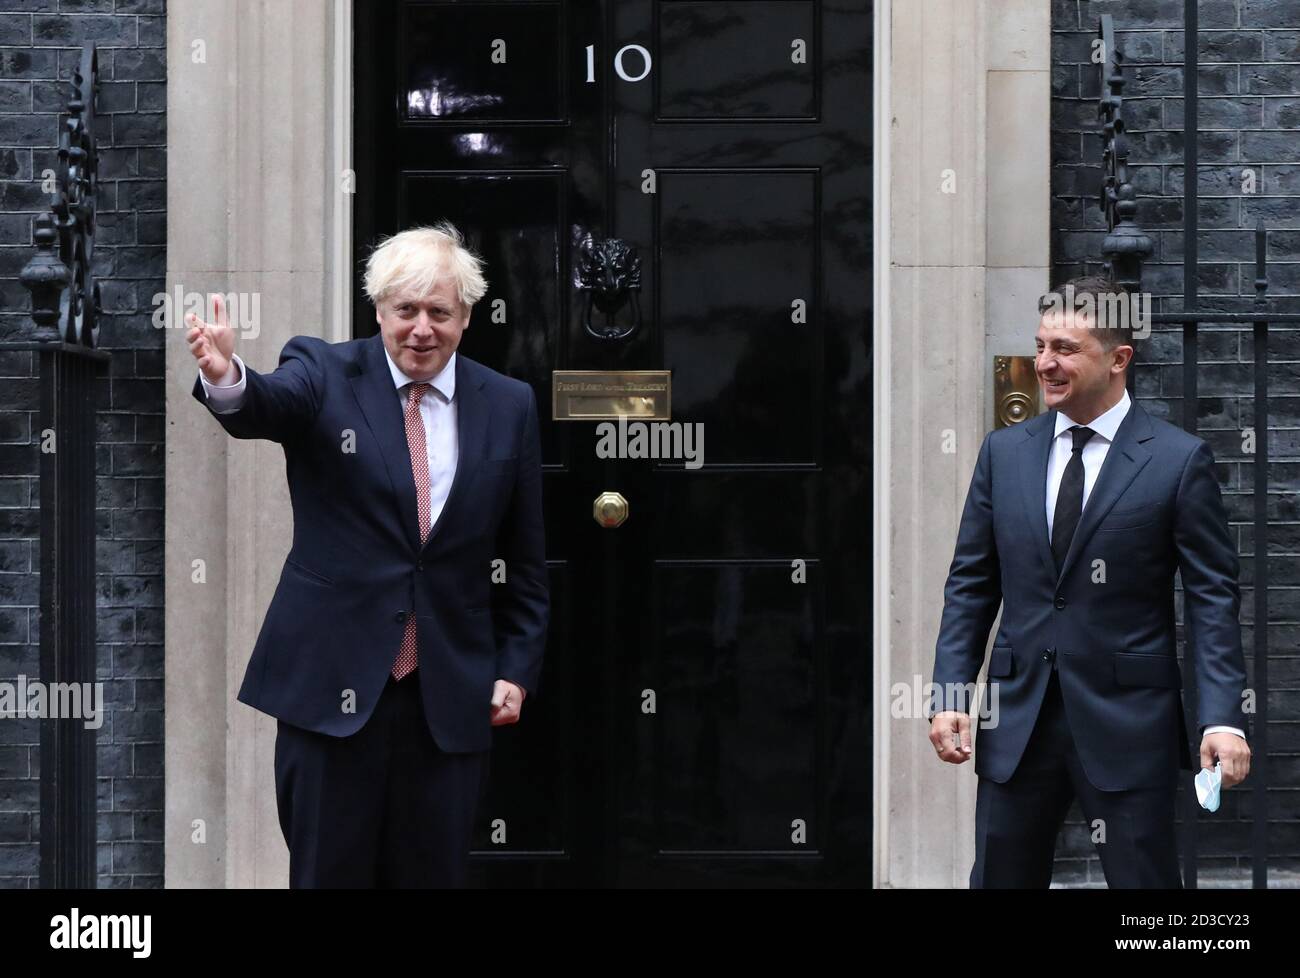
[{"xmin": 552, "ymin": 370, "xmax": 671, "ymax": 421}]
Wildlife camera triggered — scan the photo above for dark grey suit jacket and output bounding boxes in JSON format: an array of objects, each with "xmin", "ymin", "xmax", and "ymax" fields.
[{"xmin": 931, "ymin": 403, "xmax": 1248, "ymax": 791}]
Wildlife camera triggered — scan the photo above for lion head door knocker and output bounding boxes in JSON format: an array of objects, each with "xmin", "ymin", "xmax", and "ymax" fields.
[{"xmin": 575, "ymin": 232, "xmax": 642, "ymax": 342}]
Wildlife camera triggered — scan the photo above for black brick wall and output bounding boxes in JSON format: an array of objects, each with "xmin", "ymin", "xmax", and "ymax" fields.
[
  {"xmin": 1053, "ymin": 0, "xmax": 1299, "ymax": 885},
  {"xmin": 0, "ymin": 0, "xmax": 164, "ymax": 888}
]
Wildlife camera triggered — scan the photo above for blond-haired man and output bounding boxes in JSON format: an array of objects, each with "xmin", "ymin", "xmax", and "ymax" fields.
[{"xmin": 187, "ymin": 222, "xmax": 548, "ymax": 887}]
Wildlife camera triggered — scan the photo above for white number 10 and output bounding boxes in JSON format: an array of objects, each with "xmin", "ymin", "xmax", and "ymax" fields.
[{"xmin": 586, "ymin": 43, "xmax": 652, "ymax": 83}]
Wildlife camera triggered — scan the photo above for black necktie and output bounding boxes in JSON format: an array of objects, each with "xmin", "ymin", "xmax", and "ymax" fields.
[{"xmin": 1052, "ymin": 425, "xmax": 1097, "ymax": 572}]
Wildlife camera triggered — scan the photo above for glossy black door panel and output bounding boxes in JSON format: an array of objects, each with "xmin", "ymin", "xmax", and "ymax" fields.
[
  {"xmin": 613, "ymin": 0, "xmax": 871, "ymax": 887},
  {"xmin": 402, "ymin": 2, "xmax": 565, "ymax": 121},
  {"xmin": 657, "ymin": 168, "xmax": 819, "ymax": 466},
  {"xmin": 656, "ymin": 1, "xmax": 818, "ymax": 120},
  {"xmin": 355, "ymin": 0, "xmax": 872, "ymax": 887},
  {"xmin": 648, "ymin": 561, "xmax": 822, "ymax": 853}
]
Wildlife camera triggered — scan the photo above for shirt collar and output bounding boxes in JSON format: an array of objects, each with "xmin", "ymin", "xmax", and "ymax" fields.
[
  {"xmin": 382, "ymin": 347, "xmax": 457, "ymax": 403},
  {"xmin": 1054, "ymin": 388, "xmax": 1131, "ymax": 443}
]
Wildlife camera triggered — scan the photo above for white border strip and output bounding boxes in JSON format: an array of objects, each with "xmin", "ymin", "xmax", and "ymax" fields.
[
  {"xmin": 329, "ymin": 0, "xmax": 354, "ymax": 343},
  {"xmin": 871, "ymin": 0, "xmax": 892, "ymax": 889}
]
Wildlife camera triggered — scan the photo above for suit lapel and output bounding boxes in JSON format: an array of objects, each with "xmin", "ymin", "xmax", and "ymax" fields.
[
  {"xmin": 1016, "ymin": 411, "xmax": 1057, "ymax": 581},
  {"xmin": 1056, "ymin": 402, "xmax": 1154, "ymax": 582},
  {"xmin": 421, "ymin": 354, "xmax": 489, "ymax": 554},
  {"xmin": 349, "ymin": 335, "xmax": 423, "ymax": 554}
]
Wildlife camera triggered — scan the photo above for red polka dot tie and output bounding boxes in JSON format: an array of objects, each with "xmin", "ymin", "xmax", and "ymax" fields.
[{"xmin": 392, "ymin": 382, "xmax": 433, "ymax": 680}]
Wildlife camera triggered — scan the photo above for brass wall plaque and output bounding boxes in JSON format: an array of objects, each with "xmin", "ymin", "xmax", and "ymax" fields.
[
  {"xmin": 552, "ymin": 370, "xmax": 671, "ymax": 421},
  {"xmin": 993, "ymin": 356, "xmax": 1042, "ymax": 428}
]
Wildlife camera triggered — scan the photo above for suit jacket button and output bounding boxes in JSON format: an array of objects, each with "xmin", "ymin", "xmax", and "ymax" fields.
[
  {"xmin": 1054, "ymin": 597, "xmax": 1066, "ymax": 609},
  {"xmin": 1042, "ymin": 650, "xmax": 1051, "ymax": 661},
  {"xmin": 416, "ymin": 561, "xmax": 423, "ymax": 571},
  {"xmin": 395, "ymin": 611, "xmax": 407, "ymax": 624}
]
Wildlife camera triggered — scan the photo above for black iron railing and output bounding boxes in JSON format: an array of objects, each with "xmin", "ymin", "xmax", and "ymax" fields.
[
  {"xmin": 12, "ymin": 44, "xmax": 108, "ymax": 888},
  {"xmin": 1097, "ymin": 6, "xmax": 1287, "ymax": 888}
]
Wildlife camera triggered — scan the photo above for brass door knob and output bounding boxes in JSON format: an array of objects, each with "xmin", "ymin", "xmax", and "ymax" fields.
[{"xmin": 593, "ymin": 491, "xmax": 628, "ymax": 528}]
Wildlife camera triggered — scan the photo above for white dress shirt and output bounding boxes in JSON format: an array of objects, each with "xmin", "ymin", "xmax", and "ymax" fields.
[
  {"xmin": 199, "ymin": 349, "xmax": 460, "ymax": 529},
  {"xmin": 1045, "ymin": 389, "xmax": 1244, "ymax": 742},
  {"xmin": 1045, "ymin": 389, "xmax": 1132, "ymax": 540}
]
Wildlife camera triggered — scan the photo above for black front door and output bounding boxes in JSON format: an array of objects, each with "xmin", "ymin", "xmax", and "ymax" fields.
[{"xmin": 355, "ymin": 0, "xmax": 872, "ymax": 887}]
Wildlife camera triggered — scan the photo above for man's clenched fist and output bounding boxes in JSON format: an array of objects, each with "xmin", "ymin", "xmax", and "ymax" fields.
[
  {"xmin": 930, "ymin": 711, "xmax": 973, "ymax": 764},
  {"xmin": 490, "ymin": 680, "xmax": 526, "ymax": 727}
]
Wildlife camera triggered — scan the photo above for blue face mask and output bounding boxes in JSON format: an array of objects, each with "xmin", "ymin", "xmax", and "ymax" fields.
[{"xmin": 1194, "ymin": 761, "xmax": 1222, "ymax": 812}]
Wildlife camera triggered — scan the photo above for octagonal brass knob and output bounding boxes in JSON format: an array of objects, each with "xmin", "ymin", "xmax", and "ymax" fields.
[{"xmin": 593, "ymin": 491, "xmax": 628, "ymax": 528}]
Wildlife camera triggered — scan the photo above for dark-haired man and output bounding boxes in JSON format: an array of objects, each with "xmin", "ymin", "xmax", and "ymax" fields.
[{"xmin": 928, "ymin": 276, "xmax": 1251, "ymax": 888}]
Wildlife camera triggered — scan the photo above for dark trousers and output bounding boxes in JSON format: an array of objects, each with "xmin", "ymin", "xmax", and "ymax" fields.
[
  {"xmin": 273, "ymin": 672, "xmax": 489, "ymax": 888},
  {"xmin": 970, "ymin": 668, "xmax": 1182, "ymax": 889}
]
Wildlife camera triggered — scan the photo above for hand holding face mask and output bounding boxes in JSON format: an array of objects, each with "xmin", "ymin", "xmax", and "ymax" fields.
[{"xmin": 1195, "ymin": 761, "xmax": 1223, "ymax": 812}]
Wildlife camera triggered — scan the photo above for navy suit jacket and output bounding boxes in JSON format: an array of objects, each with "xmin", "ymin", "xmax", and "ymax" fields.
[
  {"xmin": 192, "ymin": 333, "xmax": 549, "ymax": 753},
  {"xmin": 931, "ymin": 402, "xmax": 1248, "ymax": 791}
]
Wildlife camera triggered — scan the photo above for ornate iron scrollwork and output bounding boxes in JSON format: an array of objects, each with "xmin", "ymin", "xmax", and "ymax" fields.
[
  {"xmin": 20, "ymin": 45, "xmax": 101, "ymax": 347},
  {"xmin": 1097, "ymin": 16, "xmax": 1153, "ymax": 292},
  {"xmin": 575, "ymin": 232, "xmax": 642, "ymax": 341}
]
